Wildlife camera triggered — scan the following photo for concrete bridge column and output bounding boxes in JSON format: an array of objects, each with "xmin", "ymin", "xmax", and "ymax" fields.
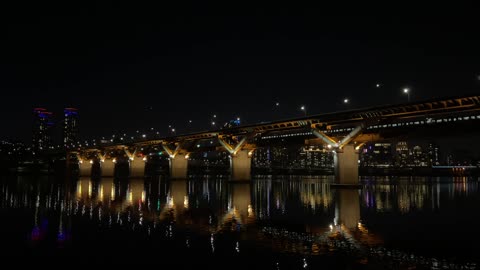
[
  {"xmin": 230, "ymin": 150, "xmax": 252, "ymax": 181},
  {"xmin": 129, "ymin": 157, "xmax": 146, "ymax": 178},
  {"xmin": 334, "ymin": 144, "xmax": 359, "ymax": 185},
  {"xmin": 100, "ymin": 159, "xmax": 115, "ymax": 177},
  {"xmin": 169, "ymin": 153, "xmax": 188, "ymax": 179},
  {"xmin": 79, "ymin": 160, "xmax": 92, "ymax": 177}
]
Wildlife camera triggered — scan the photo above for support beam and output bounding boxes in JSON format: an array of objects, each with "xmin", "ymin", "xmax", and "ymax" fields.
[
  {"xmin": 129, "ymin": 157, "xmax": 146, "ymax": 178},
  {"xmin": 337, "ymin": 125, "xmax": 363, "ymax": 148},
  {"xmin": 218, "ymin": 136, "xmax": 247, "ymax": 155},
  {"xmin": 100, "ymin": 159, "xmax": 115, "ymax": 177},
  {"xmin": 169, "ymin": 153, "xmax": 188, "ymax": 179},
  {"xmin": 334, "ymin": 144, "xmax": 359, "ymax": 185},
  {"xmin": 230, "ymin": 150, "xmax": 252, "ymax": 181},
  {"xmin": 311, "ymin": 129, "xmax": 338, "ymax": 148},
  {"xmin": 78, "ymin": 160, "xmax": 92, "ymax": 177}
]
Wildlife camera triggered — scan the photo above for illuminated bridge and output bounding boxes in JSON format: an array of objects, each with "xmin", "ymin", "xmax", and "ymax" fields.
[{"xmin": 74, "ymin": 95, "xmax": 480, "ymax": 183}]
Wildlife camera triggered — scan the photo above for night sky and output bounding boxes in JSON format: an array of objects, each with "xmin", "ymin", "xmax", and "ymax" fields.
[{"xmin": 2, "ymin": 3, "xmax": 479, "ymax": 143}]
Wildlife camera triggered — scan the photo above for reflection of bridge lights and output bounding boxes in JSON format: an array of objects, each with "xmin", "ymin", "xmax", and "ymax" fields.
[
  {"xmin": 247, "ymin": 204, "xmax": 253, "ymax": 216},
  {"xmin": 112, "ymin": 158, "xmax": 116, "ymax": 163},
  {"xmin": 184, "ymin": 196, "xmax": 189, "ymax": 209},
  {"xmin": 330, "ymin": 224, "xmax": 333, "ymax": 231}
]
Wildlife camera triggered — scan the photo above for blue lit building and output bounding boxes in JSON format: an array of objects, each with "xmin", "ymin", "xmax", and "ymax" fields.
[
  {"xmin": 64, "ymin": 108, "xmax": 79, "ymax": 149},
  {"xmin": 32, "ymin": 108, "xmax": 54, "ymax": 154}
]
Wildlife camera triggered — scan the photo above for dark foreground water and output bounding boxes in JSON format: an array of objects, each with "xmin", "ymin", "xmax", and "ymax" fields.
[{"xmin": 1, "ymin": 174, "xmax": 479, "ymax": 269}]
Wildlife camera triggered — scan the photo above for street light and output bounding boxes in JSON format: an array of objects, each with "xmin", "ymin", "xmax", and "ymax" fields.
[
  {"xmin": 403, "ymin": 88, "xmax": 410, "ymax": 102},
  {"xmin": 300, "ymin": 105, "xmax": 306, "ymax": 116},
  {"xmin": 344, "ymin": 98, "xmax": 349, "ymax": 104}
]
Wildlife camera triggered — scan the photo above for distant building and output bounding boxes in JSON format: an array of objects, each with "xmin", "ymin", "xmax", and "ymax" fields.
[
  {"xmin": 412, "ymin": 145, "xmax": 428, "ymax": 167},
  {"xmin": 395, "ymin": 141, "xmax": 409, "ymax": 167},
  {"xmin": 360, "ymin": 142, "xmax": 393, "ymax": 167},
  {"xmin": 427, "ymin": 142, "xmax": 440, "ymax": 166},
  {"xmin": 64, "ymin": 108, "xmax": 79, "ymax": 149},
  {"xmin": 32, "ymin": 108, "xmax": 54, "ymax": 154}
]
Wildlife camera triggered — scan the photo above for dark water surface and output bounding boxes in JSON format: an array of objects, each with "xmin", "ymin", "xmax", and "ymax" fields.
[{"xmin": 1, "ymin": 174, "xmax": 479, "ymax": 269}]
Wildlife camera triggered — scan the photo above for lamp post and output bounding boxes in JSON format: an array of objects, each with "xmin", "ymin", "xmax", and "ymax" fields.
[
  {"xmin": 403, "ymin": 88, "xmax": 410, "ymax": 102},
  {"xmin": 300, "ymin": 105, "xmax": 307, "ymax": 117}
]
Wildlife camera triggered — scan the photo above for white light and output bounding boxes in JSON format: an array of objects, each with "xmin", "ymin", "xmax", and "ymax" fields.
[
  {"xmin": 300, "ymin": 106, "xmax": 305, "ymax": 110},
  {"xmin": 212, "ymin": 122, "xmax": 215, "ymax": 125},
  {"xmin": 171, "ymin": 128, "xmax": 175, "ymax": 132},
  {"xmin": 275, "ymin": 102, "xmax": 280, "ymax": 106},
  {"xmin": 189, "ymin": 120, "xmax": 192, "ymax": 123},
  {"xmin": 236, "ymin": 117, "xmax": 240, "ymax": 121},
  {"xmin": 403, "ymin": 88, "xmax": 409, "ymax": 93},
  {"xmin": 344, "ymin": 98, "xmax": 349, "ymax": 103},
  {"xmin": 376, "ymin": 83, "xmax": 381, "ymax": 88},
  {"xmin": 142, "ymin": 134, "xmax": 146, "ymax": 138}
]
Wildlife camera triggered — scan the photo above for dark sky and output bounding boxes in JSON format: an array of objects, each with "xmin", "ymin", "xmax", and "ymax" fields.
[{"xmin": 2, "ymin": 3, "xmax": 479, "ymax": 143}]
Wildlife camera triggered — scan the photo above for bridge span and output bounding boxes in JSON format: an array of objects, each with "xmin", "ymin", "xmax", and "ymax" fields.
[{"xmin": 73, "ymin": 95, "xmax": 480, "ymax": 183}]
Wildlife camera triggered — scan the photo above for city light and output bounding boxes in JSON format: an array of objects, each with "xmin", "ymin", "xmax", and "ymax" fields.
[
  {"xmin": 300, "ymin": 105, "xmax": 306, "ymax": 116},
  {"xmin": 403, "ymin": 87, "xmax": 411, "ymax": 102},
  {"xmin": 344, "ymin": 98, "xmax": 349, "ymax": 104}
]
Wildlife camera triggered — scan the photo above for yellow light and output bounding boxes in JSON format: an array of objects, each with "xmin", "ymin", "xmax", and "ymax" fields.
[
  {"xmin": 142, "ymin": 156, "xmax": 147, "ymax": 161},
  {"xmin": 89, "ymin": 160, "xmax": 93, "ymax": 164},
  {"xmin": 112, "ymin": 158, "xmax": 116, "ymax": 163},
  {"xmin": 184, "ymin": 196, "xmax": 189, "ymax": 209}
]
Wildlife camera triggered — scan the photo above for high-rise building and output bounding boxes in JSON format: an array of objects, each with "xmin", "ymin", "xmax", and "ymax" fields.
[
  {"xmin": 395, "ymin": 141, "xmax": 409, "ymax": 167},
  {"xmin": 32, "ymin": 108, "xmax": 54, "ymax": 154},
  {"xmin": 63, "ymin": 108, "xmax": 79, "ymax": 149},
  {"xmin": 427, "ymin": 142, "xmax": 440, "ymax": 166}
]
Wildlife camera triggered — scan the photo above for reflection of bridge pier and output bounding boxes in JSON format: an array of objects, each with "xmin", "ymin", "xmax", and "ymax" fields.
[
  {"xmin": 98, "ymin": 178, "xmax": 114, "ymax": 202},
  {"xmin": 227, "ymin": 183, "xmax": 253, "ymax": 225},
  {"xmin": 76, "ymin": 177, "xmax": 92, "ymax": 200},
  {"xmin": 336, "ymin": 189, "xmax": 360, "ymax": 229},
  {"xmin": 170, "ymin": 179, "xmax": 188, "ymax": 210}
]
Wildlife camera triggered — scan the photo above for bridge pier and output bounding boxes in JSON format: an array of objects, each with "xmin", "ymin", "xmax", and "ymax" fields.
[
  {"xmin": 129, "ymin": 157, "xmax": 145, "ymax": 178},
  {"xmin": 169, "ymin": 154, "xmax": 188, "ymax": 179},
  {"xmin": 230, "ymin": 150, "xmax": 252, "ymax": 181},
  {"xmin": 334, "ymin": 144, "xmax": 359, "ymax": 185},
  {"xmin": 79, "ymin": 160, "xmax": 92, "ymax": 177},
  {"xmin": 100, "ymin": 159, "xmax": 115, "ymax": 177}
]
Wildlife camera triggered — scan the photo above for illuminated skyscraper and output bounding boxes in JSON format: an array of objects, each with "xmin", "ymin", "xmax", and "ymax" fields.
[
  {"xmin": 64, "ymin": 108, "xmax": 79, "ymax": 149},
  {"xmin": 32, "ymin": 108, "xmax": 54, "ymax": 154}
]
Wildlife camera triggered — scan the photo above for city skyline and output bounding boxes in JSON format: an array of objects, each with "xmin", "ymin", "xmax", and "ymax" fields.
[{"xmin": 2, "ymin": 5, "xmax": 480, "ymax": 142}]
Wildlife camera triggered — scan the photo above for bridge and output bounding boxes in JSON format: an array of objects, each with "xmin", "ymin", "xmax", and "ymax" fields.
[{"xmin": 73, "ymin": 94, "xmax": 480, "ymax": 183}]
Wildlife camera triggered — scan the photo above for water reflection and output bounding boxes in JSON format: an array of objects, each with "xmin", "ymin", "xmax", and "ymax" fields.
[{"xmin": 0, "ymin": 175, "xmax": 479, "ymax": 268}]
